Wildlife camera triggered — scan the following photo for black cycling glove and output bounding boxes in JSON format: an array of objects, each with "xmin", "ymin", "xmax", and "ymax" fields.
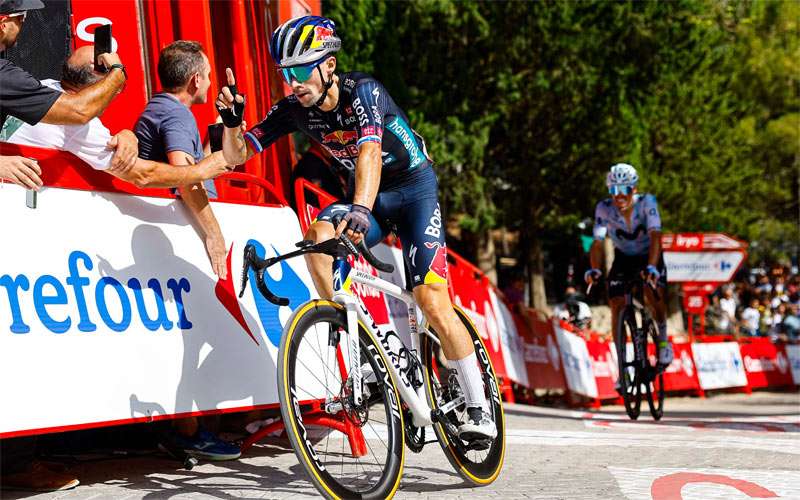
[
  {"xmin": 217, "ymin": 84, "xmax": 246, "ymax": 128},
  {"xmin": 344, "ymin": 204, "xmax": 372, "ymax": 235}
]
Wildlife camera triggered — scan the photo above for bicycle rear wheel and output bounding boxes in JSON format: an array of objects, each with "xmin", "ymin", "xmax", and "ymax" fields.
[
  {"xmin": 278, "ymin": 300, "xmax": 404, "ymax": 499},
  {"xmin": 616, "ymin": 306, "xmax": 642, "ymax": 420},
  {"xmin": 644, "ymin": 318, "xmax": 665, "ymax": 420},
  {"xmin": 421, "ymin": 306, "xmax": 505, "ymax": 486}
]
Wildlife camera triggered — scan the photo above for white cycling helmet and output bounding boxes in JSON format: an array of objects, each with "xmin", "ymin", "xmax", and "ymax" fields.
[{"xmin": 606, "ymin": 163, "xmax": 639, "ymax": 187}]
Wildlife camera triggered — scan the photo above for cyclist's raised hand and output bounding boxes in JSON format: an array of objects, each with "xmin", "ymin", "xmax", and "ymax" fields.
[
  {"xmin": 215, "ymin": 68, "xmax": 245, "ymax": 128},
  {"xmin": 584, "ymin": 268, "xmax": 602, "ymax": 286}
]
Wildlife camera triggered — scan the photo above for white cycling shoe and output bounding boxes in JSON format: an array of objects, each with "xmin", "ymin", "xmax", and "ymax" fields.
[
  {"xmin": 658, "ymin": 342, "xmax": 674, "ymax": 366},
  {"xmin": 458, "ymin": 407, "xmax": 497, "ymax": 441}
]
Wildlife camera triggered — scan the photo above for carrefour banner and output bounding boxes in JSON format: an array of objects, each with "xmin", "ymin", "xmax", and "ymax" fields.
[
  {"xmin": 0, "ymin": 186, "xmax": 317, "ymax": 436},
  {"xmin": 692, "ymin": 342, "xmax": 748, "ymax": 390}
]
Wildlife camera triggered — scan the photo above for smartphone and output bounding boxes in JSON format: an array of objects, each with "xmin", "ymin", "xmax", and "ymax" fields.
[
  {"xmin": 26, "ymin": 189, "xmax": 37, "ymax": 209},
  {"xmin": 208, "ymin": 123, "xmax": 224, "ymax": 153},
  {"xmin": 93, "ymin": 24, "xmax": 113, "ymax": 73}
]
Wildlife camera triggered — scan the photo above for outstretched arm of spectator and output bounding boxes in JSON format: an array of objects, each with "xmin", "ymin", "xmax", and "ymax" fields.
[
  {"xmin": 40, "ymin": 53, "xmax": 126, "ymax": 126},
  {"xmin": 105, "ymin": 149, "xmax": 229, "ymax": 189},
  {"xmin": 167, "ymin": 150, "xmax": 228, "ymax": 280}
]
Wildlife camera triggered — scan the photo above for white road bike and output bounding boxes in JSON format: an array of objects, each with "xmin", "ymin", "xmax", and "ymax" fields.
[{"xmin": 240, "ymin": 230, "xmax": 505, "ymax": 499}]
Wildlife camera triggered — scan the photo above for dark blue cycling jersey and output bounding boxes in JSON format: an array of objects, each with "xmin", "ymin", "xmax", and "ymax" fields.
[
  {"xmin": 244, "ymin": 72, "xmax": 446, "ymax": 288},
  {"xmin": 245, "ymin": 72, "xmax": 432, "ymax": 193}
]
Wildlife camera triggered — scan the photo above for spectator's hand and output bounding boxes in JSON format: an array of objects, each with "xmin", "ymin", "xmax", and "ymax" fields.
[
  {"xmin": 97, "ymin": 52, "xmax": 123, "ymax": 71},
  {"xmin": 107, "ymin": 130, "xmax": 138, "ymax": 173},
  {"xmin": 205, "ymin": 233, "xmax": 227, "ymax": 280},
  {"xmin": 0, "ymin": 155, "xmax": 43, "ymax": 190},
  {"xmin": 215, "ymin": 68, "xmax": 245, "ymax": 128}
]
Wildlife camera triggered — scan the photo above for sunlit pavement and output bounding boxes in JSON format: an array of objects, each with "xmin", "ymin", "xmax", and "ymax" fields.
[{"xmin": 7, "ymin": 391, "xmax": 799, "ymax": 499}]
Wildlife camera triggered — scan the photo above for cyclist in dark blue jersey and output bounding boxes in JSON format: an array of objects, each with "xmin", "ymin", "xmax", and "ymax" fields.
[{"xmin": 215, "ymin": 16, "xmax": 495, "ymax": 440}]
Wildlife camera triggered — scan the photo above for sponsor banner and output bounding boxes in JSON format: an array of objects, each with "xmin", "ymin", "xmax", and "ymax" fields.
[
  {"xmin": 660, "ymin": 342, "xmax": 701, "ymax": 392},
  {"xmin": 663, "ymin": 251, "xmax": 745, "ymax": 283},
  {"xmin": 554, "ymin": 320, "xmax": 597, "ymax": 398},
  {"xmin": 785, "ymin": 344, "xmax": 800, "ymax": 386},
  {"xmin": 519, "ymin": 312, "xmax": 566, "ymax": 391},
  {"xmin": 585, "ymin": 337, "xmax": 618, "ymax": 400},
  {"xmin": 692, "ymin": 342, "xmax": 748, "ymax": 390},
  {"xmin": 489, "ymin": 288, "xmax": 529, "ymax": 386},
  {"xmin": 0, "ymin": 186, "xmax": 319, "ymax": 436},
  {"xmin": 449, "ymin": 256, "xmax": 508, "ymax": 380},
  {"xmin": 739, "ymin": 338, "xmax": 794, "ymax": 389}
]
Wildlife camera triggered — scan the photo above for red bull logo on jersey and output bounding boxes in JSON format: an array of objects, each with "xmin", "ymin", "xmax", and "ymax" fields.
[
  {"xmin": 322, "ymin": 130, "xmax": 358, "ymax": 146},
  {"xmin": 423, "ymin": 242, "xmax": 448, "ymax": 285}
]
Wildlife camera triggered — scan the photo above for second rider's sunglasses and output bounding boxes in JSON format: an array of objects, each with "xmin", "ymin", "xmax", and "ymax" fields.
[
  {"xmin": 609, "ymin": 185, "xmax": 634, "ymax": 196},
  {"xmin": 279, "ymin": 63, "xmax": 317, "ymax": 84}
]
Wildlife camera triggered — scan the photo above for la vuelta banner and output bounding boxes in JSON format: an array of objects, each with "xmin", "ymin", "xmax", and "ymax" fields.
[
  {"xmin": 660, "ymin": 341, "xmax": 701, "ymax": 392},
  {"xmin": 0, "ymin": 186, "xmax": 319, "ymax": 437},
  {"xmin": 739, "ymin": 338, "xmax": 794, "ymax": 389}
]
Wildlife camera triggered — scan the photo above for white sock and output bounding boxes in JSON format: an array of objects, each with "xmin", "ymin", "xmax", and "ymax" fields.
[{"xmin": 452, "ymin": 352, "xmax": 488, "ymax": 412}]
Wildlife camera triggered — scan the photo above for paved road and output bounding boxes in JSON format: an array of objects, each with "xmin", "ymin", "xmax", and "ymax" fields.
[{"xmin": 7, "ymin": 391, "xmax": 799, "ymax": 499}]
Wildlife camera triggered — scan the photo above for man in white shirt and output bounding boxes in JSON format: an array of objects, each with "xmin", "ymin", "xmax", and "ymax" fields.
[
  {"xmin": 719, "ymin": 286, "xmax": 738, "ymax": 333},
  {"xmin": 740, "ymin": 298, "xmax": 761, "ymax": 337},
  {"xmin": 0, "ymin": 46, "xmax": 230, "ymax": 188}
]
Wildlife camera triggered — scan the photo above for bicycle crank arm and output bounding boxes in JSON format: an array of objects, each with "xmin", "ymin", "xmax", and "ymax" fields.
[{"xmin": 436, "ymin": 395, "xmax": 465, "ymax": 415}]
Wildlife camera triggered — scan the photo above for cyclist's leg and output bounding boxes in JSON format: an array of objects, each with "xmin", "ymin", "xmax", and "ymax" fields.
[
  {"xmin": 643, "ymin": 253, "xmax": 671, "ymax": 364},
  {"xmin": 397, "ymin": 194, "xmax": 495, "ymax": 438},
  {"xmin": 303, "ymin": 201, "xmax": 386, "ymax": 299},
  {"xmin": 607, "ymin": 253, "xmax": 628, "ymax": 390}
]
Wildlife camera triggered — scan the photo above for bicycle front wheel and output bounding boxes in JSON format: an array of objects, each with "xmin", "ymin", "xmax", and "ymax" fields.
[
  {"xmin": 421, "ymin": 306, "xmax": 505, "ymax": 486},
  {"xmin": 616, "ymin": 306, "xmax": 642, "ymax": 420},
  {"xmin": 645, "ymin": 318, "xmax": 665, "ymax": 420},
  {"xmin": 278, "ymin": 300, "xmax": 405, "ymax": 499}
]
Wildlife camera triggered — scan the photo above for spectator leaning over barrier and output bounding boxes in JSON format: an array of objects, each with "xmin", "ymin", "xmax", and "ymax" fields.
[
  {"xmin": 0, "ymin": 0, "xmax": 128, "ymax": 190},
  {"xmin": 0, "ymin": 46, "xmax": 231, "ymax": 188},
  {"xmin": 134, "ymin": 40, "xmax": 240, "ymax": 462}
]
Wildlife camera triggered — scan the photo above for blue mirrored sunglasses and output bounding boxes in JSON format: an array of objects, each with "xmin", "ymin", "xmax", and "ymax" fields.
[
  {"xmin": 609, "ymin": 185, "xmax": 634, "ymax": 196},
  {"xmin": 279, "ymin": 63, "xmax": 317, "ymax": 84}
]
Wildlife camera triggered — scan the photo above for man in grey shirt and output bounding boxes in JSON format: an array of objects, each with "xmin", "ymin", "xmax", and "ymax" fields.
[{"xmin": 134, "ymin": 40, "xmax": 240, "ymax": 462}]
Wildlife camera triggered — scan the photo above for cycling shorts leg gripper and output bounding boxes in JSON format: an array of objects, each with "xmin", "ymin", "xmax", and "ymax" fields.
[{"xmin": 396, "ymin": 197, "xmax": 448, "ymax": 288}]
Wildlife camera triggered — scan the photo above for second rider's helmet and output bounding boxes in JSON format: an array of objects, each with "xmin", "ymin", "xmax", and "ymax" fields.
[
  {"xmin": 606, "ymin": 163, "xmax": 639, "ymax": 188},
  {"xmin": 269, "ymin": 16, "xmax": 341, "ymax": 68}
]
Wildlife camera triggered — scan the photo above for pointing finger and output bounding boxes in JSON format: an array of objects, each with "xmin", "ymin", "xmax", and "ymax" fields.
[{"xmin": 226, "ymin": 67, "xmax": 236, "ymax": 87}]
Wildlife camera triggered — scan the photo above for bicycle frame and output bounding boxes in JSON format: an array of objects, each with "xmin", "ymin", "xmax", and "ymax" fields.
[{"xmin": 328, "ymin": 257, "xmax": 455, "ymax": 428}]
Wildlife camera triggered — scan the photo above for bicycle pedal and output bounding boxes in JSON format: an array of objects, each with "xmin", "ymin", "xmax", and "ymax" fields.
[{"xmin": 463, "ymin": 438, "xmax": 492, "ymax": 451}]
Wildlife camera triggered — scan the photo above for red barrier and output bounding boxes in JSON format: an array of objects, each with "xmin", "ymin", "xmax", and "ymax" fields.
[
  {"xmin": 585, "ymin": 336, "xmax": 619, "ymax": 400},
  {"xmin": 739, "ymin": 338, "xmax": 795, "ymax": 389},
  {"xmin": 658, "ymin": 341, "xmax": 704, "ymax": 396},
  {"xmin": 519, "ymin": 312, "xmax": 568, "ymax": 391}
]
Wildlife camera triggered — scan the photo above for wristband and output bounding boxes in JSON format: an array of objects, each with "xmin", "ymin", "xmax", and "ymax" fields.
[{"xmin": 108, "ymin": 63, "xmax": 127, "ymax": 80}]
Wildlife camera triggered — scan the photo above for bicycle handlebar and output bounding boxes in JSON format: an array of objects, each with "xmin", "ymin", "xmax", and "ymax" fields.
[{"xmin": 238, "ymin": 224, "xmax": 395, "ymax": 306}]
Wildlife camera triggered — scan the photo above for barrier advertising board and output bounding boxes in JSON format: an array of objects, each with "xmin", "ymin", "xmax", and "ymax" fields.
[
  {"xmin": 785, "ymin": 344, "xmax": 800, "ymax": 386},
  {"xmin": 554, "ymin": 321, "xmax": 597, "ymax": 398},
  {"xmin": 585, "ymin": 338, "xmax": 619, "ymax": 400},
  {"xmin": 661, "ymin": 342, "xmax": 701, "ymax": 392},
  {"xmin": 692, "ymin": 342, "xmax": 748, "ymax": 390},
  {"xmin": 739, "ymin": 338, "xmax": 794, "ymax": 389},
  {"xmin": 0, "ymin": 186, "xmax": 318, "ymax": 436},
  {"xmin": 663, "ymin": 251, "xmax": 746, "ymax": 283},
  {"xmin": 489, "ymin": 288, "xmax": 529, "ymax": 386},
  {"xmin": 519, "ymin": 313, "xmax": 566, "ymax": 391}
]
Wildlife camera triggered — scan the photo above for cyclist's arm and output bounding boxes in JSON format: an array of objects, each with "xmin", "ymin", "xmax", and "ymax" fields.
[
  {"xmin": 643, "ymin": 194, "xmax": 663, "ymax": 267},
  {"xmin": 590, "ymin": 201, "xmax": 608, "ymax": 271},
  {"xmin": 589, "ymin": 239, "xmax": 605, "ymax": 271},
  {"xmin": 352, "ymin": 141, "xmax": 382, "ymax": 209},
  {"xmin": 647, "ymin": 230, "xmax": 662, "ymax": 267},
  {"xmin": 226, "ymin": 97, "xmax": 298, "ymax": 165}
]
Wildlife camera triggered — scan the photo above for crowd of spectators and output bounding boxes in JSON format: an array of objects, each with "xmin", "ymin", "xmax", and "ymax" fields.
[{"xmin": 706, "ymin": 265, "xmax": 800, "ymax": 342}]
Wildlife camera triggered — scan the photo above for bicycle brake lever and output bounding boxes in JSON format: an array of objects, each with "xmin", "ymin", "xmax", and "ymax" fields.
[
  {"xmin": 239, "ymin": 244, "xmax": 255, "ymax": 298},
  {"xmin": 255, "ymin": 269, "xmax": 290, "ymax": 306}
]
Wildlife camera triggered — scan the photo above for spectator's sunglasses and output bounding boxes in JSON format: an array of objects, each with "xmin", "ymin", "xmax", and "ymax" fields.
[
  {"xmin": 609, "ymin": 184, "xmax": 634, "ymax": 196},
  {"xmin": 0, "ymin": 11, "xmax": 27, "ymax": 22},
  {"xmin": 278, "ymin": 62, "xmax": 318, "ymax": 85}
]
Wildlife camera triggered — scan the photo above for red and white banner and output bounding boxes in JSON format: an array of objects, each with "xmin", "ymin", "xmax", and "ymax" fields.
[
  {"xmin": 554, "ymin": 321, "xmax": 597, "ymax": 398},
  {"xmin": 585, "ymin": 337, "xmax": 619, "ymax": 400},
  {"xmin": 519, "ymin": 312, "xmax": 567, "ymax": 391},
  {"xmin": 661, "ymin": 342, "xmax": 702, "ymax": 392},
  {"xmin": 739, "ymin": 338, "xmax": 794, "ymax": 389}
]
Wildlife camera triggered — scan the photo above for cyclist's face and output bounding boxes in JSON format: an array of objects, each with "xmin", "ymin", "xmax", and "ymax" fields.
[
  {"xmin": 288, "ymin": 57, "xmax": 335, "ymax": 107},
  {"xmin": 611, "ymin": 187, "xmax": 636, "ymax": 210}
]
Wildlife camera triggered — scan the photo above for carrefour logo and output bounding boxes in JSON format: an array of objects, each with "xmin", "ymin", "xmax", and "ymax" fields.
[{"xmin": 1, "ymin": 250, "xmax": 192, "ymax": 334}]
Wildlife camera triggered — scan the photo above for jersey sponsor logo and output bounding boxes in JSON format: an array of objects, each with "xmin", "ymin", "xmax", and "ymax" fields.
[
  {"xmin": 386, "ymin": 117, "xmax": 424, "ymax": 169},
  {"xmin": 353, "ymin": 97, "xmax": 369, "ymax": 127},
  {"xmin": 615, "ymin": 224, "xmax": 647, "ymax": 241},
  {"xmin": 360, "ymin": 125, "xmax": 382, "ymax": 139},
  {"xmin": 322, "ymin": 130, "xmax": 358, "ymax": 146}
]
